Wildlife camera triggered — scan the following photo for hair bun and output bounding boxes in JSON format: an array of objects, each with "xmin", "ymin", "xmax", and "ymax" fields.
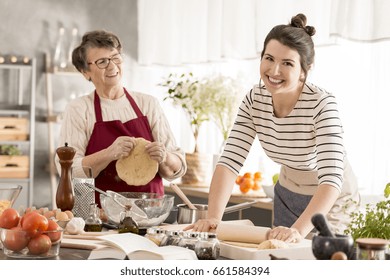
[
  {"xmin": 304, "ymin": 26, "xmax": 316, "ymax": 36},
  {"xmin": 290, "ymin": 13, "xmax": 316, "ymax": 36}
]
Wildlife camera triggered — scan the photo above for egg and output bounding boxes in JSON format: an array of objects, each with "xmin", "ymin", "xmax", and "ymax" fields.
[{"xmin": 56, "ymin": 211, "xmax": 69, "ymax": 221}]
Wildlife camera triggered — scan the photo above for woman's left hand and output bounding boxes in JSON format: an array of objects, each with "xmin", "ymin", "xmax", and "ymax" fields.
[
  {"xmin": 145, "ymin": 141, "xmax": 167, "ymax": 164},
  {"xmin": 268, "ymin": 226, "xmax": 303, "ymax": 243}
]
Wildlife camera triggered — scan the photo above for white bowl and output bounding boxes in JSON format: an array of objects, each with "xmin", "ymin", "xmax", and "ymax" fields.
[{"xmin": 262, "ymin": 184, "xmax": 275, "ymax": 199}]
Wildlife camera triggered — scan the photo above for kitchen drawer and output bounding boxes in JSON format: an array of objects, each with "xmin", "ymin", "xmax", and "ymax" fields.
[
  {"xmin": 0, "ymin": 117, "xmax": 29, "ymax": 141},
  {"xmin": 0, "ymin": 155, "xmax": 29, "ymax": 178}
]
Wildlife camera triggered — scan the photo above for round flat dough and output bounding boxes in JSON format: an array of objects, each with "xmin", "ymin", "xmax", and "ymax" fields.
[
  {"xmin": 116, "ymin": 138, "xmax": 159, "ymax": 186},
  {"xmin": 257, "ymin": 239, "xmax": 289, "ymax": 250}
]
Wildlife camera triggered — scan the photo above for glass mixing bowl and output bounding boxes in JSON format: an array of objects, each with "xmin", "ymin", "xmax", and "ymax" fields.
[
  {"xmin": 100, "ymin": 192, "xmax": 174, "ymax": 227},
  {"xmin": 0, "ymin": 185, "xmax": 22, "ymax": 215}
]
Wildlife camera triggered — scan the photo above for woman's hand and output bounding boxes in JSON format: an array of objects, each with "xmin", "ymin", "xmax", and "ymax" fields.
[
  {"xmin": 108, "ymin": 136, "xmax": 136, "ymax": 161},
  {"xmin": 183, "ymin": 218, "xmax": 220, "ymax": 232},
  {"xmin": 268, "ymin": 226, "xmax": 303, "ymax": 243},
  {"xmin": 145, "ymin": 141, "xmax": 167, "ymax": 164}
]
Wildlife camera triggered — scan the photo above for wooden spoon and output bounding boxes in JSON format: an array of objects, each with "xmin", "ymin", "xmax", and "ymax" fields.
[{"xmin": 169, "ymin": 183, "xmax": 197, "ymax": 210}]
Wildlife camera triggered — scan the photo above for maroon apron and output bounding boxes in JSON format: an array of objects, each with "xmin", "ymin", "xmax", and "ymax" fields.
[{"xmin": 85, "ymin": 89, "xmax": 163, "ymax": 206}]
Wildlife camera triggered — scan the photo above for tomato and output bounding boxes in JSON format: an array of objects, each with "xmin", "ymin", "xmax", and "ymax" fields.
[
  {"xmin": 3, "ymin": 227, "xmax": 30, "ymax": 252},
  {"xmin": 21, "ymin": 212, "xmax": 49, "ymax": 236},
  {"xmin": 45, "ymin": 219, "xmax": 62, "ymax": 243},
  {"xmin": 27, "ymin": 234, "xmax": 52, "ymax": 255},
  {"xmin": 243, "ymin": 172, "xmax": 253, "ymax": 179},
  {"xmin": 0, "ymin": 208, "xmax": 20, "ymax": 229}
]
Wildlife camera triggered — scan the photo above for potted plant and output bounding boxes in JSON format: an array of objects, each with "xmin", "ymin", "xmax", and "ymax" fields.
[
  {"xmin": 160, "ymin": 72, "xmax": 244, "ymax": 185},
  {"xmin": 344, "ymin": 184, "xmax": 390, "ymax": 241}
]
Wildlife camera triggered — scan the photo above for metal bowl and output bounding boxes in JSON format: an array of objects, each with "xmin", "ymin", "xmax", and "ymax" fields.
[
  {"xmin": 100, "ymin": 192, "xmax": 174, "ymax": 227},
  {"xmin": 0, "ymin": 185, "xmax": 22, "ymax": 214}
]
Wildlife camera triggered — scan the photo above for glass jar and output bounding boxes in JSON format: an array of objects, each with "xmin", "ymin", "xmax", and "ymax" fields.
[
  {"xmin": 178, "ymin": 231, "xmax": 199, "ymax": 251},
  {"xmin": 84, "ymin": 203, "xmax": 102, "ymax": 232},
  {"xmin": 356, "ymin": 238, "xmax": 389, "ymax": 260},
  {"xmin": 118, "ymin": 205, "xmax": 139, "ymax": 234},
  {"xmin": 195, "ymin": 232, "xmax": 220, "ymax": 260},
  {"xmin": 165, "ymin": 230, "xmax": 182, "ymax": 246},
  {"xmin": 145, "ymin": 227, "xmax": 167, "ymax": 246}
]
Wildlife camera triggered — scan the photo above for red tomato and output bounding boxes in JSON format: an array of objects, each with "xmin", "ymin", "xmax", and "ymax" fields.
[
  {"xmin": 21, "ymin": 212, "xmax": 49, "ymax": 237},
  {"xmin": 3, "ymin": 227, "xmax": 30, "ymax": 252},
  {"xmin": 0, "ymin": 208, "xmax": 20, "ymax": 229},
  {"xmin": 27, "ymin": 234, "xmax": 52, "ymax": 255},
  {"xmin": 45, "ymin": 219, "xmax": 62, "ymax": 243}
]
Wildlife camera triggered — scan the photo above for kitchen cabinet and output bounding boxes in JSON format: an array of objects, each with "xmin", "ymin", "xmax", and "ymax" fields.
[{"xmin": 0, "ymin": 59, "xmax": 36, "ymax": 207}]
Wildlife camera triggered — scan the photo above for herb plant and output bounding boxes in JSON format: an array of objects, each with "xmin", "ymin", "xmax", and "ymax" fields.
[{"xmin": 344, "ymin": 184, "xmax": 390, "ymax": 240}]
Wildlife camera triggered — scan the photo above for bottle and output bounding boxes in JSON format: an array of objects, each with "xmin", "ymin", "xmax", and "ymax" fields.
[
  {"xmin": 53, "ymin": 26, "xmax": 68, "ymax": 71},
  {"xmin": 67, "ymin": 27, "xmax": 78, "ymax": 71},
  {"xmin": 56, "ymin": 142, "xmax": 76, "ymax": 211},
  {"xmin": 195, "ymin": 232, "xmax": 220, "ymax": 260},
  {"xmin": 84, "ymin": 203, "xmax": 103, "ymax": 232},
  {"xmin": 356, "ymin": 238, "xmax": 389, "ymax": 260},
  {"xmin": 118, "ymin": 205, "xmax": 139, "ymax": 234}
]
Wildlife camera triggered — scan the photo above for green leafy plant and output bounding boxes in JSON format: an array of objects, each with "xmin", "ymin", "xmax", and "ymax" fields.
[
  {"xmin": 0, "ymin": 145, "xmax": 22, "ymax": 156},
  {"xmin": 160, "ymin": 72, "xmax": 244, "ymax": 153},
  {"xmin": 344, "ymin": 184, "xmax": 390, "ymax": 240}
]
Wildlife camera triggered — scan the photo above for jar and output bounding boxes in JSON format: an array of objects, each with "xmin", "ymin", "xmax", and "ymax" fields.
[
  {"xmin": 165, "ymin": 230, "xmax": 182, "ymax": 246},
  {"xmin": 84, "ymin": 203, "xmax": 102, "ymax": 232},
  {"xmin": 178, "ymin": 231, "xmax": 199, "ymax": 251},
  {"xmin": 145, "ymin": 227, "xmax": 167, "ymax": 246},
  {"xmin": 356, "ymin": 238, "xmax": 389, "ymax": 260},
  {"xmin": 195, "ymin": 232, "xmax": 220, "ymax": 260}
]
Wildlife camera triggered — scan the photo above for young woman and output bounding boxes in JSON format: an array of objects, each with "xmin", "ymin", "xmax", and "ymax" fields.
[{"xmin": 187, "ymin": 14, "xmax": 360, "ymax": 242}]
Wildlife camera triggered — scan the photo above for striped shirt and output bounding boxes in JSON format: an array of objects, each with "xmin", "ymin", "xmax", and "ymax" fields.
[{"xmin": 219, "ymin": 82, "xmax": 345, "ymax": 192}]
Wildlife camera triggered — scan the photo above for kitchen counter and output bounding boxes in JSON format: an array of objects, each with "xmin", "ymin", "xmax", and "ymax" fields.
[{"xmin": 0, "ymin": 247, "xmax": 91, "ymax": 260}]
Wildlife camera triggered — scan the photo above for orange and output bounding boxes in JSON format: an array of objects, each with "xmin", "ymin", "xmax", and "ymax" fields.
[
  {"xmin": 243, "ymin": 172, "xmax": 253, "ymax": 179},
  {"xmin": 235, "ymin": 175, "xmax": 243, "ymax": 185},
  {"xmin": 254, "ymin": 171, "xmax": 262, "ymax": 181},
  {"xmin": 252, "ymin": 180, "xmax": 262, "ymax": 191},
  {"xmin": 239, "ymin": 178, "xmax": 254, "ymax": 193}
]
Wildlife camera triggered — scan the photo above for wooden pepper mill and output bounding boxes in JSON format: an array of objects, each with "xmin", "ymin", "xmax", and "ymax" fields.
[{"xmin": 56, "ymin": 142, "xmax": 76, "ymax": 211}]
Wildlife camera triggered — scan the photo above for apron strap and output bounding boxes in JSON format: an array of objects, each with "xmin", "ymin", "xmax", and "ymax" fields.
[{"xmin": 93, "ymin": 88, "xmax": 145, "ymax": 122}]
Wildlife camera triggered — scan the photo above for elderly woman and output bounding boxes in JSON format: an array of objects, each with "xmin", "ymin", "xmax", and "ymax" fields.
[{"xmin": 56, "ymin": 30, "xmax": 186, "ymax": 205}]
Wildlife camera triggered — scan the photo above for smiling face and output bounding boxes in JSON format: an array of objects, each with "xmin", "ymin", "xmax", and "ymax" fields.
[
  {"xmin": 83, "ymin": 47, "xmax": 122, "ymax": 92},
  {"xmin": 260, "ymin": 39, "xmax": 305, "ymax": 96}
]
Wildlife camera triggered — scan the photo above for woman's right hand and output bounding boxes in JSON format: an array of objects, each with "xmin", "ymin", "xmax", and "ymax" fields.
[
  {"xmin": 108, "ymin": 136, "xmax": 136, "ymax": 161},
  {"xmin": 183, "ymin": 217, "xmax": 220, "ymax": 232}
]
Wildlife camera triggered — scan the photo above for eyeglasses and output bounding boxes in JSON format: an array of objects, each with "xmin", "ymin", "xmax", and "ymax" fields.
[{"xmin": 87, "ymin": 53, "xmax": 123, "ymax": 69}]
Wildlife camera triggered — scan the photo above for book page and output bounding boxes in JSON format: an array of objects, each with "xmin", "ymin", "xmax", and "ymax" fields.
[{"xmin": 98, "ymin": 233, "xmax": 158, "ymax": 255}]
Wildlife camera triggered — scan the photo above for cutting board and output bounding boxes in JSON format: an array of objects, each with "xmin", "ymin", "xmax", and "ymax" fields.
[{"xmin": 220, "ymin": 239, "xmax": 315, "ymax": 260}]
